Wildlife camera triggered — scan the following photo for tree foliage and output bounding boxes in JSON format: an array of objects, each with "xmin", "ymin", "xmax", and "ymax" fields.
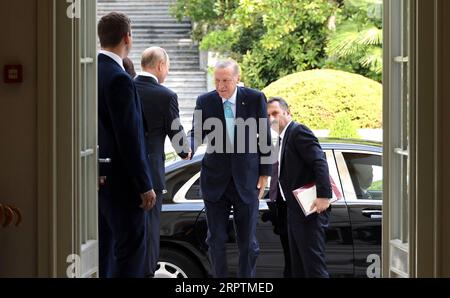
[
  {"xmin": 171, "ymin": 0, "xmax": 383, "ymax": 87},
  {"xmin": 325, "ymin": 0, "xmax": 383, "ymax": 82},
  {"xmin": 171, "ymin": 0, "xmax": 335, "ymax": 89}
]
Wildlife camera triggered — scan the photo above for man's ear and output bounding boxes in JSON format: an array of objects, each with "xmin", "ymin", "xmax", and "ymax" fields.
[{"xmin": 124, "ymin": 33, "xmax": 131, "ymax": 45}]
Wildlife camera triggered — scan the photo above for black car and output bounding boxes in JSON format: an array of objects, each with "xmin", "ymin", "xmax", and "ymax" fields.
[{"xmin": 155, "ymin": 139, "xmax": 382, "ymax": 278}]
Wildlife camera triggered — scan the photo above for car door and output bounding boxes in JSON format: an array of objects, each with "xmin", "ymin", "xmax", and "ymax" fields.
[
  {"xmin": 335, "ymin": 149, "xmax": 382, "ymax": 278},
  {"xmin": 323, "ymin": 149, "xmax": 354, "ymax": 277}
]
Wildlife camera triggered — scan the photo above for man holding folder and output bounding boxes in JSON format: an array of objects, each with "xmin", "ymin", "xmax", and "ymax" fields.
[{"xmin": 267, "ymin": 97, "xmax": 332, "ymax": 278}]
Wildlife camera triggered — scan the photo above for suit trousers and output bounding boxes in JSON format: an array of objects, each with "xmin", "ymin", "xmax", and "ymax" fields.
[
  {"xmin": 287, "ymin": 210, "xmax": 330, "ymax": 278},
  {"xmin": 204, "ymin": 179, "xmax": 260, "ymax": 278},
  {"xmin": 98, "ymin": 186, "xmax": 149, "ymax": 278},
  {"xmin": 146, "ymin": 192, "xmax": 163, "ymax": 277}
]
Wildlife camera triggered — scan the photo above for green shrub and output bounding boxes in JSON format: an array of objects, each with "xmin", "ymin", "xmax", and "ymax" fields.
[
  {"xmin": 329, "ymin": 114, "xmax": 360, "ymax": 139},
  {"xmin": 262, "ymin": 69, "xmax": 382, "ymax": 129}
]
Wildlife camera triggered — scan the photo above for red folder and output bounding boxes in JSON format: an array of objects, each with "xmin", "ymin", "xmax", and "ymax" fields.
[{"xmin": 292, "ymin": 176, "xmax": 343, "ymax": 217}]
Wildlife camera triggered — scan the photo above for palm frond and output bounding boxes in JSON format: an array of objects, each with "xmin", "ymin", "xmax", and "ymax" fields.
[
  {"xmin": 360, "ymin": 47, "xmax": 383, "ymax": 74},
  {"xmin": 327, "ymin": 23, "xmax": 361, "ymax": 58},
  {"xmin": 355, "ymin": 27, "xmax": 382, "ymax": 46}
]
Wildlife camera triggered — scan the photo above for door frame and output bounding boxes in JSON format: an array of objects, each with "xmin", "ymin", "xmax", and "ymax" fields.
[{"xmin": 37, "ymin": 0, "xmax": 98, "ymax": 277}]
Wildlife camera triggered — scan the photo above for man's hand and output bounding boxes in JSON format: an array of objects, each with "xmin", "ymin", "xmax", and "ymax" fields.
[
  {"xmin": 182, "ymin": 149, "xmax": 192, "ymax": 161},
  {"xmin": 140, "ymin": 189, "xmax": 157, "ymax": 211},
  {"xmin": 257, "ymin": 176, "xmax": 269, "ymax": 200},
  {"xmin": 310, "ymin": 198, "xmax": 330, "ymax": 214}
]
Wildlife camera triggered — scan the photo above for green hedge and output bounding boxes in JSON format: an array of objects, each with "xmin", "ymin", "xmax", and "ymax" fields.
[{"xmin": 262, "ymin": 69, "xmax": 382, "ymax": 129}]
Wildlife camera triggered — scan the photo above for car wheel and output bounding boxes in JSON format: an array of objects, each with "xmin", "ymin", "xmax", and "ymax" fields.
[{"xmin": 155, "ymin": 248, "xmax": 205, "ymax": 278}]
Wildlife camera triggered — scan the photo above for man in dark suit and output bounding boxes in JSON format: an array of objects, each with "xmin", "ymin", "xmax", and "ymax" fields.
[
  {"xmin": 267, "ymin": 97, "xmax": 332, "ymax": 278},
  {"xmin": 188, "ymin": 59, "xmax": 272, "ymax": 278},
  {"xmin": 134, "ymin": 46, "xmax": 191, "ymax": 277},
  {"xmin": 97, "ymin": 12, "xmax": 156, "ymax": 278}
]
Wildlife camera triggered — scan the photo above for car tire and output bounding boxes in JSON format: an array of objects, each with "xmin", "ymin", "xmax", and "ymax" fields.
[{"xmin": 156, "ymin": 248, "xmax": 205, "ymax": 278}]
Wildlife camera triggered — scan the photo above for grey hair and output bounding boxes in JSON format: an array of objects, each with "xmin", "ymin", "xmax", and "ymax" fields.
[
  {"xmin": 141, "ymin": 46, "xmax": 169, "ymax": 69},
  {"xmin": 215, "ymin": 59, "xmax": 241, "ymax": 76},
  {"xmin": 268, "ymin": 97, "xmax": 290, "ymax": 112}
]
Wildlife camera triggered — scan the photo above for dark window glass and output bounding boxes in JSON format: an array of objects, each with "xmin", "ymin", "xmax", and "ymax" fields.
[
  {"xmin": 186, "ymin": 178, "xmax": 202, "ymax": 200},
  {"xmin": 343, "ymin": 153, "xmax": 382, "ymax": 200}
]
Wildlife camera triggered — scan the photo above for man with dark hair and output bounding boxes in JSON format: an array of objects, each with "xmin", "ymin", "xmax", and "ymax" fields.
[
  {"xmin": 97, "ymin": 12, "xmax": 156, "ymax": 278},
  {"xmin": 135, "ymin": 46, "xmax": 191, "ymax": 277},
  {"xmin": 267, "ymin": 97, "xmax": 332, "ymax": 278}
]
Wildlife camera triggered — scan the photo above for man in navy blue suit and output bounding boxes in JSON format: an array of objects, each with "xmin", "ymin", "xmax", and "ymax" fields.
[
  {"xmin": 97, "ymin": 12, "xmax": 156, "ymax": 278},
  {"xmin": 267, "ymin": 97, "xmax": 332, "ymax": 278},
  {"xmin": 189, "ymin": 59, "xmax": 272, "ymax": 278},
  {"xmin": 135, "ymin": 47, "xmax": 191, "ymax": 277}
]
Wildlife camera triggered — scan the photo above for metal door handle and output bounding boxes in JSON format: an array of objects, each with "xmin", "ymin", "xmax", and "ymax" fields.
[
  {"xmin": 362, "ymin": 209, "xmax": 382, "ymax": 219},
  {"xmin": 99, "ymin": 158, "xmax": 112, "ymax": 164}
]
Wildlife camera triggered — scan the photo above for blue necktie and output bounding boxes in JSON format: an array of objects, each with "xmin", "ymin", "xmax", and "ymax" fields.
[{"xmin": 223, "ymin": 100, "xmax": 235, "ymax": 144}]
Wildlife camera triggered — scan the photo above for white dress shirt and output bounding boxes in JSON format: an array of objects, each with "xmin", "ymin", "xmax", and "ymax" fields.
[
  {"xmin": 277, "ymin": 121, "xmax": 293, "ymax": 201},
  {"xmin": 98, "ymin": 50, "xmax": 125, "ymax": 71},
  {"xmin": 137, "ymin": 71, "xmax": 159, "ymax": 83},
  {"xmin": 221, "ymin": 87, "xmax": 238, "ymax": 118}
]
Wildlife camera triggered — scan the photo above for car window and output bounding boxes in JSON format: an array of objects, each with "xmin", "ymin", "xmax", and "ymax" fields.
[
  {"xmin": 342, "ymin": 153, "xmax": 382, "ymax": 201},
  {"xmin": 186, "ymin": 177, "xmax": 202, "ymax": 200}
]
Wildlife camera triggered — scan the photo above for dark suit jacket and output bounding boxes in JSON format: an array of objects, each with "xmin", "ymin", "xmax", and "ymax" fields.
[
  {"xmin": 278, "ymin": 121, "xmax": 332, "ymax": 221},
  {"xmin": 134, "ymin": 75, "xmax": 190, "ymax": 193},
  {"xmin": 189, "ymin": 87, "xmax": 272, "ymax": 203},
  {"xmin": 98, "ymin": 54, "xmax": 153, "ymax": 202}
]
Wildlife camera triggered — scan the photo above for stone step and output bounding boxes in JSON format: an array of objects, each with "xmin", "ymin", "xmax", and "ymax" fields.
[
  {"xmin": 116, "ymin": 16, "xmax": 188, "ymax": 21},
  {"xmin": 98, "ymin": 1, "xmax": 174, "ymax": 5},
  {"xmin": 130, "ymin": 31, "xmax": 191, "ymax": 37},
  {"xmin": 165, "ymin": 77, "xmax": 206, "ymax": 82},
  {"xmin": 130, "ymin": 37, "xmax": 194, "ymax": 43},
  {"xmin": 166, "ymin": 82, "xmax": 206, "ymax": 88},
  {"xmin": 97, "ymin": 8, "xmax": 175, "ymax": 13},
  {"xmin": 98, "ymin": 2, "xmax": 174, "ymax": 7},
  {"xmin": 176, "ymin": 89, "xmax": 208, "ymax": 95},
  {"xmin": 132, "ymin": 39, "xmax": 195, "ymax": 45},
  {"xmin": 131, "ymin": 45, "xmax": 198, "ymax": 51},
  {"xmin": 165, "ymin": 70, "xmax": 206, "ymax": 75},
  {"xmin": 131, "ymin": 44, "xmax": 197, "ymax": 51},
  {"xmin": 165, "ymin": 83, "xmax": 207, "ymax": 90},
  {"xmin": 132, "ymin": 24, "xmax": 191, "ymax": 30},
  {"xmin": 166, "ymin": 92, "xmax": 206, "ymax": 99},
  {"xmin": 179, "ymin": 108, "xmax": 196, "ymax": 114},
  {"xmin": 165, "ymin": 74, "xmax": 207, "ymax": 81}
]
